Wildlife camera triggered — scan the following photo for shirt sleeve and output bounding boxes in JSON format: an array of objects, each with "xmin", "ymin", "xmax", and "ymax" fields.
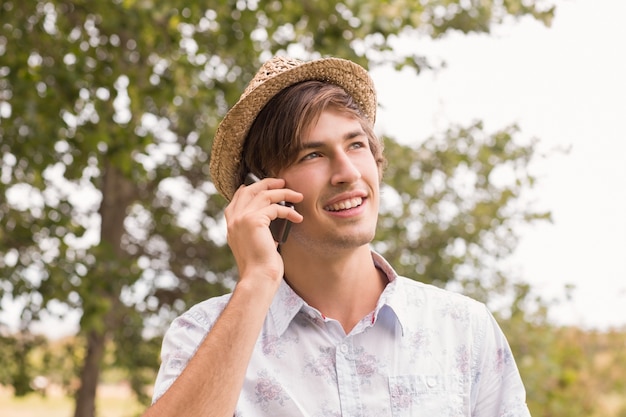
[
  {"xmin": 471, "ymin": 307, "xmax": 531, "ymax": 417},
  {"xmin": 151, "ymin": 298, "xmax": 227, "ymax": 404}
]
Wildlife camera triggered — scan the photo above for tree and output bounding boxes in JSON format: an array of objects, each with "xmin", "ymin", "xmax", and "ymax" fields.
[
  {"xmin": 0, "ymin": 328, "xmax": 46, "ymax": 396},
  {"xmin": 0, "ymin": 0, "xmax": 555, "ymax": 416}
]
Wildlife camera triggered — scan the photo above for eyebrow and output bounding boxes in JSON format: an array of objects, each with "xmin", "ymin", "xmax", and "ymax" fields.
[{"xmin": 300, "ymin": 129, "xmax": 366, "ymax": 150}]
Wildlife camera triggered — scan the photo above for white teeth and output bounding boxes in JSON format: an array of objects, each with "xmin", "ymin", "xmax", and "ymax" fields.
[{"xmin": 325, "ymin": 197, "xmax": 363, "ymax": 211}]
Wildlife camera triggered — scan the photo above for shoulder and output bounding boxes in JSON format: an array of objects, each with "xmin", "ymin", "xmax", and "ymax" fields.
[
  {"xmin": 396, "ymin": 276, "xmax": 485, "ymax": 309},
  {"xmin": 169, "ymin": 292, "xmax": 233, "ymax": 333},
  {"xmin": 158, "ymin": 293, "xmax": 233, "ymax": 360},
  {"xmin": 391, "ymin": 276, "xmax": 490, "ymax": 327}
]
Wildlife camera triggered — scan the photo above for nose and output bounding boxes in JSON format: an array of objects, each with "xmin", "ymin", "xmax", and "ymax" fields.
[{"xmin": 330, "ymin": 150, "xmax": 361, "ymax": 185}]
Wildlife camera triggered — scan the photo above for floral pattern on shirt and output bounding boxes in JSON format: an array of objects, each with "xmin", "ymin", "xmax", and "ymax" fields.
[
  {"xmin": 304, "ymin": 346, "xmax": 337, "ymax": 383},
  {"xmin": 390, "ymin": 378, "xmax": 417, "ymax": 411},
  {"xmin": 495, "ymin": 347, "xmax": 514, "ymax": 374},
  {"xmin": 353, "ymin": 345, "xmax": 383, "ymax": 385},
  {"xmin": 456, "ymin": 345, "xmax": 471, "ymax": 375},
  {"xmin": 261, "ymin": 333, "xmax": 298, "ymax": 358},
  {"xmin": 406, "ymin": 327, "xmax": 431, "ymax": 358},
  {"xmin": 252, "ymin": 369, "xmax": 291, "ymax": 412}
]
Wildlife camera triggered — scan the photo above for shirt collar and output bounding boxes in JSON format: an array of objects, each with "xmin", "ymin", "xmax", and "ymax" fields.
[
  {"xmin": 268, "ymin": 250, "xmax": 410, "ymax": 337},
  {"xmin": 371, "ymin": 251, "xmax": 409, "ymax": 336},
  {"xmin": 268, "ymin": 278, "xmax": 306, "ymax": 336}
]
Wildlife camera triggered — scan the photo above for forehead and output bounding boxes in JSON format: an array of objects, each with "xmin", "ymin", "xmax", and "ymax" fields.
[{"xmin": 301, "ymin": 109, "xmax": 364, "ymax": 142}]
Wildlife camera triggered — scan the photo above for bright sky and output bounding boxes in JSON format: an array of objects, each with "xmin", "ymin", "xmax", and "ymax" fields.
[{"xmin": 372, "ymin": 0, "xmax": 626, "ymax": 329}]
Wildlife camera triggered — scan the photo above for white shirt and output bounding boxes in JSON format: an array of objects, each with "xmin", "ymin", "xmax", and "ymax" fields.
[{"xmin": 153, "ymin": 252, "xmax": 530, "ymax": 416}]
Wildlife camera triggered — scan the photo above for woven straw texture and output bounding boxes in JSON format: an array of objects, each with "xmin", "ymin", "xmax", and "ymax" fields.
[{"xmin": 210, "ymin": 56, "xmax": 377, "ymax": 201}]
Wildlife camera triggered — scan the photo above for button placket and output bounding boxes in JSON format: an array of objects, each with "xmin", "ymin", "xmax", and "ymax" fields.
[{"xmin": 335, "ymin": 337, "xmax": 361, "ymax": 415}]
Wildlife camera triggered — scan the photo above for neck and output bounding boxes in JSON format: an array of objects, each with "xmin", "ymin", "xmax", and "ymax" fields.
[{"xmin": 281, "ymin": 244, "xmax": 387, "ymax": 333}]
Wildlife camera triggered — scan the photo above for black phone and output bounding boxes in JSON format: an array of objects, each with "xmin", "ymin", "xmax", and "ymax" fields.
[{"xmin": 244, "ymin": 173, "xmax": 293, "ymax": 244}]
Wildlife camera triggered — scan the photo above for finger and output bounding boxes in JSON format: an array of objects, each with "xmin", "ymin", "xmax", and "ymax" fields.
[
  {"xmin": 230, "ymin": 177, "xmax": 286, "ymax": 210},
  {"xmin": 232, "ymin": 182, "xmax": 303, "ymax": 214},
  {"xmin": 274, "ymin": 202, "xmax": 303, "ymax": 224}
]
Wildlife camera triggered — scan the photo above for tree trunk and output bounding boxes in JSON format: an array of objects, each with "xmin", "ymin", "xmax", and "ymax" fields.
[
  {"xmin": 73, "ymin": 330, "xmax": 107, "ymax": 417},
  {"xmin": 72, "ymin": 160, "xmax": 137, "ymax": 417}
]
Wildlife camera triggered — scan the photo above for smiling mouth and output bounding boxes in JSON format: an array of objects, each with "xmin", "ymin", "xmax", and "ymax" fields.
[{"xmin": 324, "ymin": 197, "xmax": 363, "ymax": 212}]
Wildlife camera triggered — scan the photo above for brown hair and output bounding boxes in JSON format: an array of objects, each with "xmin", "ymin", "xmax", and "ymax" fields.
[{"xmin": 237, "ymin": 80, "xmax": 385, "ymax": 185}]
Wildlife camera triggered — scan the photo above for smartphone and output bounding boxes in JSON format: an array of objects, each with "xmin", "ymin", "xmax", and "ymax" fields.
[{"xmin": 244, "ymin": 173, "xmax": 293, "ymax": 244}]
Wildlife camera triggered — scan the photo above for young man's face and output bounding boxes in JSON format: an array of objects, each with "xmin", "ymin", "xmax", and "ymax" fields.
[{"xmin": 278, "ymin": 109, "xmax": 380, "ymax": 253}]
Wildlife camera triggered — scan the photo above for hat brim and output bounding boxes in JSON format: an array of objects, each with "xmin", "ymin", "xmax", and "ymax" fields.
[{"xmin": 210, "ymin": 57, "xmax": 377, "ymax": 201}]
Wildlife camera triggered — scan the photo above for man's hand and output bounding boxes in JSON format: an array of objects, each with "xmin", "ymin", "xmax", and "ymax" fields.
[{"xmin": 225, "ymin": 177, "xmax": 303, "ymax": 287}]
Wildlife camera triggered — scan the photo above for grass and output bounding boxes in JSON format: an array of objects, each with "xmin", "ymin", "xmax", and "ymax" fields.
[{"xmin": 0, "ymin": 384, "xmax": 146, "ymax": 417}]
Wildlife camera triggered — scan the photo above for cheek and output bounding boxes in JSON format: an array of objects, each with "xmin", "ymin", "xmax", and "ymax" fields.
[
  {"xmin": 283, "ymin": 173, "xmax": 319, "ymax": 206},
  {"xmin": 357, "ymin": 154, "xmax": 381, "ymax": 181},
  {"xmin": 284, "ymin": 171, "xmax": 312, "ymax": 190}
]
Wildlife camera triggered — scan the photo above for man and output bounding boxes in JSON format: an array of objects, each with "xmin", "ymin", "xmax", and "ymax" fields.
[{"xmin": 144, "ymin": 56, "xmax": 531, "ymax": 416}]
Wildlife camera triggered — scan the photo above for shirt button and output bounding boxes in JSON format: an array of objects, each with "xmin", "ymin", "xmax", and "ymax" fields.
[
  {"xmin": 339, "ymin": 344, "xmax": 349, "ymax": 354},
  {"xmin": 427, "ymin": 377, "xmax": 438, "ymax": 388}
]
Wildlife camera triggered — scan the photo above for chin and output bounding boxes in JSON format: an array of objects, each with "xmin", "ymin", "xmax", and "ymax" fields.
[{"xmin": 286, "ymin": 227, "xmax": 375, "ymax": 255}]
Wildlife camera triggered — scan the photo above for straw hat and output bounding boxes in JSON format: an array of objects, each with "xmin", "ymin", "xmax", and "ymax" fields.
[{"xmin": 209, "ymin": 55, "xmax": 377, "ymax": 201}]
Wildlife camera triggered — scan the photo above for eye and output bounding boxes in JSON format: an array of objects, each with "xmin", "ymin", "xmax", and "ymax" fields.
[
  {"xmin": 349, "ymin": 140, "xmax": 367, "ymax": 150},
  {"xmin": 300, "ymin": 151, "xmax": 321, "ymax": 161}
]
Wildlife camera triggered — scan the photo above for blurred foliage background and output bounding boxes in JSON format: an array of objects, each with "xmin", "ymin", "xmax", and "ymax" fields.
[{"xmin": 0, "ymin": 1, "xmax": 624, "ymax": 416}]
